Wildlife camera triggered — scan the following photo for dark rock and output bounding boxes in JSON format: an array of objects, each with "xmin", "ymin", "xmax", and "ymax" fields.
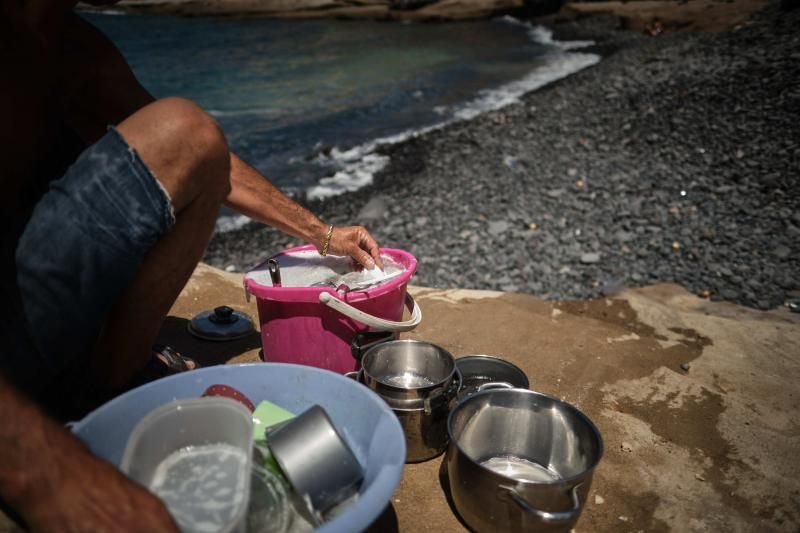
[
  {"xmin": 721, "ymin": 288, "xmax": 740, "ymax": 301},
  {"xmin": 773, "ymin": 245, "xmax": 791, "ymax": 259},
  {"xmin": 601, "ymin": 278, "xmax": 626, "ymax": 295}
]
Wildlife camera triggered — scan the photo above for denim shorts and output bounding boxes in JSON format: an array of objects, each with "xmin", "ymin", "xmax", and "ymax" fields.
[{"xmin": 9, "ymin": 127, "xmax": 175, "ymax": 394}]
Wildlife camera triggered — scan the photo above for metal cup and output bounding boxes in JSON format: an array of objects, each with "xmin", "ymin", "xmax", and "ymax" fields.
[{"xmin": 266, "ymin": 405, "xmax": 363, "ymax": 517}]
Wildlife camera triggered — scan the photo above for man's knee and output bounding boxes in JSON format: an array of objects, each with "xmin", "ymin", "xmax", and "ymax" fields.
[
  {"xmin": 151, "ymin": 97, "xmax": 230, "ymax": 182},
  {"xmin": 119, "ymin": 97, "xmax": 231, "ymax": 205}
]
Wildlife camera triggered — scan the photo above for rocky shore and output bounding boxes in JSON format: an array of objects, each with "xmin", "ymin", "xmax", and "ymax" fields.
[
  {"xmin": 206, "ymin": 2, "xmax": 800, "ymax": 310},
  {"xmin": 103, "ymin": 0, "xmax": 559, "ymax": 20}
]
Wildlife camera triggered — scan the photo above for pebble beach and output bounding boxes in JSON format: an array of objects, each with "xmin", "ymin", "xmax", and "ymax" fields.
[{"xmin": 206, "ymin": 2, "xmax": 800, "ymax": 310}]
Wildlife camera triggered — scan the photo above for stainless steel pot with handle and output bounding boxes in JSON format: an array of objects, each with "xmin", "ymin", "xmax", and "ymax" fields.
[
  {"xmin": 446, "ymin": 388, "xmax": 603, "ymax": 532},
  {"xmin": 391, "ymin": 394, "xmax": 451, "ymax": 463},
  {"xmin": 347, "ymin": 365, "xmax": 463, "ymax": 462},
  {"xmin": 389, "ymin": 368, "xmax": 461, "ymax": 462},
  {"xmin": 455, "ymin": 355, "xmax": 529, "ymax": 401},
  {"xmin": 360, "ymin": 340, "xmax": 457, "ymax": 402}
]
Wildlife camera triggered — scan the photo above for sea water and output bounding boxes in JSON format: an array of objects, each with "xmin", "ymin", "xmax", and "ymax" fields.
[
  {"xmin": 81, "ymin": 12, "xmax": 599, "ymax": 218},
  {"xmin": 150, "ymin": 443, "xmax": 249, "ymax": 533},
  {"xmin": 480, "ymin": 455, "xmax": 562, "ymax": 483}
]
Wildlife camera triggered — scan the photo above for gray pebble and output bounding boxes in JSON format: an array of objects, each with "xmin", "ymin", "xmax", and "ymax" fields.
[
  {"xmin": 773, "ymin": 245, "xmax": 791, "ymax": 259},
  {"xmin": 488, "ymin": 220, "xmax": 510, "ymax": 236},
  {"xmin": 357, "ymin": 196, "xmax": 389, "ymax": 221},
  {"xmin": 580, "ymin": 252, "xmax": 601, "ymax": 264}
]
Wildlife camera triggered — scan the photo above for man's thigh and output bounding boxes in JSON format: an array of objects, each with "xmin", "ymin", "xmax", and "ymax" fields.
[{"xmin": 13, "ymin": 127, "xmax": 175, "ymax": 391}]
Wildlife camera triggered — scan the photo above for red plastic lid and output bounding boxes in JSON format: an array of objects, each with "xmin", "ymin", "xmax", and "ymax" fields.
[{"xmin": 202, "ymin": 384, "xmax": 256, "ymax": 412}]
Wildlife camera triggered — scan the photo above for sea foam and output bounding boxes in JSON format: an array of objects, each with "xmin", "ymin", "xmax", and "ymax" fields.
[
  {"xmin": 215, "ymin": 18, "xmax": 600, "ymax": 231},
  {"xmin": 300, "ymin": 22, "xmax": 599, "ymax": 201}
]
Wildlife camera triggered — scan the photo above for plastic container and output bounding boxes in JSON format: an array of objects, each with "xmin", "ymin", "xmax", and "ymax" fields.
[
  {"xmin": 120, "ymin": 397, "xmax": 254, "ymax": 533},
  {"xmin": 244, "ymin": 246, "xmax": 421, "ymax": 374},
  {"xmin": 247, "ymin": 463, "xmax": 292, "ymax": 533},
  {"xmin": 72, "ymin": 363, "xmax": 406, "ymax": 533}
]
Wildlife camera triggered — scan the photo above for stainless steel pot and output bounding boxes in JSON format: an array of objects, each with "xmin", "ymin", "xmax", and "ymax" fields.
[
  {"xmin": 446, "ymin": 389, "xmax": 603, "ymax": 532},
  {"xmin": 392, "ymin": 394, "xmax": 452, "ymax": 463},
  {"xmin": 389, "ymin": 369, "xmax": 461, "ymax": 462},
  {"xmin": 347, "ymin": 364, "xmax": 462, "ymax": 463},
  {"xmin": 455, "ymin": 355, "xmax": 530, "ymax": 401},
  {"xmin": 360, "ymin": 340, "xmax": 457, "ymax": 402}
]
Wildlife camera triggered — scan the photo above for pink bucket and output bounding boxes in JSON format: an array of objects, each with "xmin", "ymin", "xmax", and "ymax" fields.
[{"xmin": 244, "ymin": 245, "xmax": 420, "ymax": 374}]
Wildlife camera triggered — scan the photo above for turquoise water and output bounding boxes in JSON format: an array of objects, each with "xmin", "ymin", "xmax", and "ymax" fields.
[{"xmin": 83, "ymin": 14, "xmax": 576, "ymax": 193}]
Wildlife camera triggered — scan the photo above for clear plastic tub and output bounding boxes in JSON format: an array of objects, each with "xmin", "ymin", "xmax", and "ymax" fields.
[
  {"xmin": 247, "ymin": 463, "xmax": 292, "ymax": 533},
  {"xmin": 120, "ymin": 397, "xmax": 254, "ymax": 533}
]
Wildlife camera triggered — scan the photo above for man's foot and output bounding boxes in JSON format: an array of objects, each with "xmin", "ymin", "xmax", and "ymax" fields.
[{"xmin": 131, "ymin": 344, "xmax": 198, "ymax": 386}]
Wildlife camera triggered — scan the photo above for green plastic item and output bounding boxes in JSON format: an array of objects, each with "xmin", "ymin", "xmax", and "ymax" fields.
[
  {"xmin": 252, "ymin": 400, "xmax": 295, "ymax": 474},
  {"xmin": 252, "ymin": 400, "xmax": 295, "ymax": 440},
  {"xmin": 253, "ymin": 441, "xmax": 283, "ymax": 476}
]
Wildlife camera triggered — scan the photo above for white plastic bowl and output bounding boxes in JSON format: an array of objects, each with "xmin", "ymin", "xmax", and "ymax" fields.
[{"xmin": 72, "ymin": 363, "xmax": 406, "ymax": 533}]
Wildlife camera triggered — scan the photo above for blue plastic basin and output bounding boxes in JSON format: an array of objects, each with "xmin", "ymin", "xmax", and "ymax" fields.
[{"xmin": 71, "ymin": 363, "xmax": 406, "ymax": 532}]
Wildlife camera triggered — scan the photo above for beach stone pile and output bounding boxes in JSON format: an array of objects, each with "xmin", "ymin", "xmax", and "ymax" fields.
[{"xmin": 206, "ymin": 3, "xmax": 799, "ymax": 310}]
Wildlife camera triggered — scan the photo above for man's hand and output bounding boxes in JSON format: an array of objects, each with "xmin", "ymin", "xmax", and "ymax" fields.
[
  {"xmin": 0, "ymin": 376, "xmax": 178, "ymax": 532},
  {"xmin": 225, "ymin": 155, "xmax": 386, "ymax": 270},
  {"xmin": 325, "ymin": 225, "xmax": 385, "ymax": 270}
]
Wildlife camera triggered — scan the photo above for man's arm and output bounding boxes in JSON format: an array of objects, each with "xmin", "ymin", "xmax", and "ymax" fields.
[
  {"xmin": 59, "ymin": 13, "xmax": 383, "ymax": 268},
  {"xmin": 0, "ymin": 374, "xmax": 178, "ymax": 531},
  {"xmin": 226, "ymin": 156, "xmax": 383, "ymax": 268}
]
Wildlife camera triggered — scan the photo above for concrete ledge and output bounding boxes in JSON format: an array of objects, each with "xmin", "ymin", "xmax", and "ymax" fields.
[
  {"xmin": 4, "ymin": 263, "xmax": 796, "ymax": 531},
  {"xmin": 163, "ymin": 263, "xmax": 800, "ymax": 531}
]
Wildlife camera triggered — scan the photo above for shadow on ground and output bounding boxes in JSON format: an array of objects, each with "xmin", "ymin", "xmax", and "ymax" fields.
[
  {"xmin": 156, "ymin": 315, "xmax": 262, "ymax": 368},
  {"xmin": 366, "ymin": 503, "xmax": 399, "ymax": 532}
]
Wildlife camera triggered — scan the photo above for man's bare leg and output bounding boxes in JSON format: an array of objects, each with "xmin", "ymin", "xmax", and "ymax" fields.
[{"xmin": 88, "ymin": 97, "xmax": 232, "ymax": 391}]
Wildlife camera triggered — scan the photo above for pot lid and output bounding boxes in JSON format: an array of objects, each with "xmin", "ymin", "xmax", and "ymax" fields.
[
  {"xmin": 188, "ymin": 306, "xmax": 255, "ymax": 341},
  {"xmin": 455, "ymin": 355, "xmax": 530, "ymax": 391}
]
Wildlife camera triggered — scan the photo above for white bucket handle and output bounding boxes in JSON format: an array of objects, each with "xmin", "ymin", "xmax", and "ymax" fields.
[{"xmin": 319, "ymin": 292, "xmax": 422, "ymax": 332}]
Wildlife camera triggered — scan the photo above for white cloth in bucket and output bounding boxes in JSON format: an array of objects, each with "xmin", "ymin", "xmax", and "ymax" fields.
[{"xmin": 246, "ymin": 251, "xmax": 405, "ymax": 290}]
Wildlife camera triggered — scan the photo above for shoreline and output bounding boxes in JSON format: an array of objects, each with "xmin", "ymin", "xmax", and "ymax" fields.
[
  {"xmin": 84, "ymin": 0, "xmax": 556, "ymax": 21},
  {"xmin": 87, "ymin": 0, "xmax": 768, "ymax": 26},
  {"xmin": 205, "ymin": 1, "xmax": 799, "ymax": 310}
]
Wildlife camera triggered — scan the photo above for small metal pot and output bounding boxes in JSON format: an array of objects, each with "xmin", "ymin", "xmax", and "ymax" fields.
[
  {"xmin": 347, "ymin": 366, "xmax": 462, "ymax": 463},
  {"xmin": 360, "ymin": 340, "xmax": 457, "ymax": 403},
  {"xmin": 389, "ymin": 369, "xmax": 462, "ymax": 462},
  {"xmin": 446, "ymin": 389, "xmax": 603, "ymax": 532},
  {"xmin": 392, "ymin": 396, "xmax": 452, "ymax": 463},
  {"xmin": 455, "ymin": 355, "xmax": 529, "ymax": 401}
]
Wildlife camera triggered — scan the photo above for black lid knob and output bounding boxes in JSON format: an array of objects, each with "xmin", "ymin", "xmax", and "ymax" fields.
[{"xmin": 210, "ymin": 305, "xmax": 238, "ymax": 324}]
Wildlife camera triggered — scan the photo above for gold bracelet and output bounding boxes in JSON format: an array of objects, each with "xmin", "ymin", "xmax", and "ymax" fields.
[{"xmin": 320, "ymin": 224, "xmax": 334, "ymax": 256}]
